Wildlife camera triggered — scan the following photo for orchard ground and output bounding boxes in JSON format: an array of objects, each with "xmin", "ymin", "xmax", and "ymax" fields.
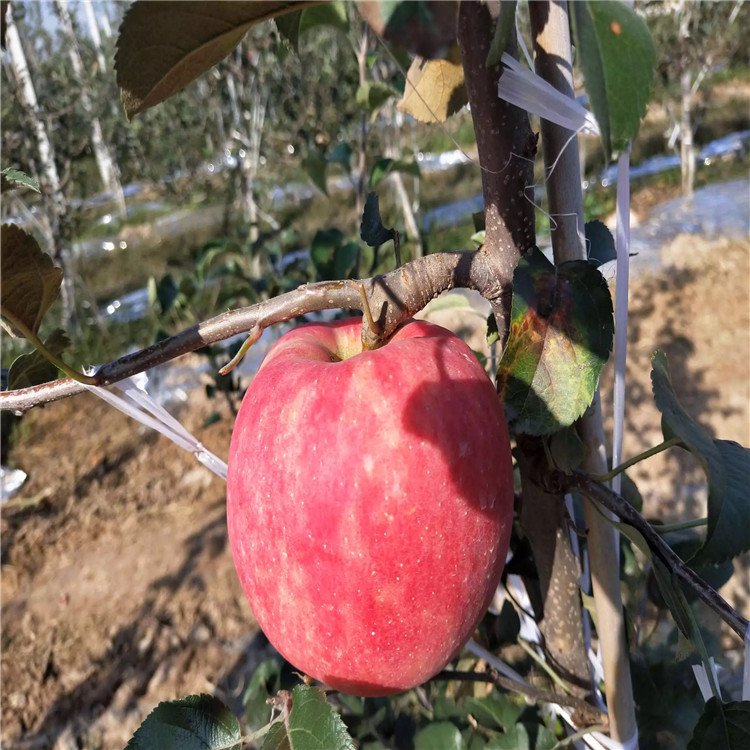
[{"xmin": 2, "ymin": 231, "xmax": 748, "ymax": 747}]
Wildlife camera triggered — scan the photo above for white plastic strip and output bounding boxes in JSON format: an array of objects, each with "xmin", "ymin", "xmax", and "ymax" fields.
[
  {"xmin": 466, "ymin": 639, "xmax": 526, "ymax": 684},
  {"xmin": 692, "ymin": 658, "xmax": 722, "ymax": 703},
  {"xmin": 497, "ymin": 53, "xmax": 600, "ymax": 136},
  {"xmin": 81, "ymin": 374, "xmax": 227, "ymax": 480},
  {"xmin": 611, "ymin": 148, "xmax": 632, "ymax": 498}
]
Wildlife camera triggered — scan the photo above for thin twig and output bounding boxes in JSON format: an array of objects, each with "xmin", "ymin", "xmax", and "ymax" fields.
[{"xmin": 565, "ymin": 471, "xmax": 749, "ymax": 640}]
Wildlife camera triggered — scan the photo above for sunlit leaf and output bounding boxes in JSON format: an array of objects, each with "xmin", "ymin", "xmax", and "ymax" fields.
[
  {"xmin": 116, "ymin": 1, "xmax": 320, "ymax": 118},
  {"xmin": 497, "ymin": 248, "xmax": 614, "ymax": 435},
  {"xmin": 360, "ymin": 192, "xmax": 397, "ymax": 248},
  {"xmin": 358, "ymin": 1, "xmax": 459, "ymax": 59},
  {"xmin": 1, "ymin": 167, "xmax": 40, "ymax": 193},
  {"xmin": 585, "ymin": 220, "xmax": 616, "ymax": 267},
  {"xmin": 688, "ymin": 699, "xmax": 750, "ymax": 749},
  {"xmin": 262, "ymin": 685, "xmax": 355, "ymax": 750},
  {"xmin": 126, "ymin": 693, "xmax": 241, "ymax": 750},
  {"xmin": 7, "ymin": 329, "xmax": 70, "ymax": 389},
  {"xmin": 369, "ymin": 157, "xmax": 420, "ymax": 189},
  {"xmin": 486, "ymin": 1, "xmax": 517, "ymax": 67},
  {"xmin": 0, "ymin": 223, "xmax": 63, "ymax": 337},
  {"xmin": 571, "ymin": 1, "xmax": 656, "ymax": 157},
  {"xmin": 397, "ymin": 51, "xmax": 467, "ymax": 123},
  {"xmin": 414, "ymin": 721, "xmax": 464, "ymax": 750},
  {"xmin": 651, "ymin": 351, "xmax": 750, "ymax": 566}
]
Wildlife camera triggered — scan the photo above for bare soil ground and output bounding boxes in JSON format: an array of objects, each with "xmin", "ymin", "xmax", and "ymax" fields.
[{"xmin": 2, "ymin": 234, "xmax": 748, "ymax": 748}]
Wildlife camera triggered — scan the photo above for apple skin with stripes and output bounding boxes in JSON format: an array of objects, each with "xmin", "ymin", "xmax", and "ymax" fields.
[{"xmin": 227, "ymin": 317, "xmax": 513, "ymax": 696}]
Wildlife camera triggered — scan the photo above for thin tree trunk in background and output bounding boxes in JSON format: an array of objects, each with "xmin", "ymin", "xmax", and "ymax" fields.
[
  {"xmin": 678, "ymin": 0, "xmax": 695, "ymax": 197},
  {"xmin": 529, "ymin": 1, "xmax": 637, "ymax": 742},
  {"xmin": 5, "ymin": 11, "xmax": 76, "ymax": 327},
  {"xmin": 354, "ymin": 24, "xmax": 370, "ymax": 275},
  {"xmin": 55, "ymin": 0, "xmax": 126, "ymax": 218},
  {"xmin": 82, "ymin": 0, "xmax": 107, "ymax": 74}
]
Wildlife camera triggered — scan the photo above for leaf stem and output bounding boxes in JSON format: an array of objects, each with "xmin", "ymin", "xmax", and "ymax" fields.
[
  {"xmin": 589, "ymin": 436, "xmax": 684, "ymax": 482},
  {"xmin": 1, "ymin": 308, "xmax": 97, "ymax": 385},
  {"xmin": 517, "ymin": 637, "xmax": 573, "ymax": 695},
  {"xmin": 652, "ymin": 517, "xmax": 708, "ymax": 534}
]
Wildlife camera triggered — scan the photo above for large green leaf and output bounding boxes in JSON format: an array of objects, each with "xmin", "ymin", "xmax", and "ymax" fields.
[
  {"xmin": 464, "ymin": 694, "xmax": 522, "ymax": 731},
  {"xmin": 651, "ymin": 351, "xmax": 750, "ymax": 566},
  {"xmin": 0, "ymin": 223, "xmax": 63, "ymax": 337},
  {"xmin": 486, "ymin": 723, "xmax": 530, "ymax": 750},
  {"xmin": 413, "ymin": 721, "xmax": 464, "ymax": 750},
  {"xmin": 116, "ymin": 1, "xmax": 320, "ymax": 118},
  {"xmin": 497, "ymin": 248, "xmax": 614, "ymax": 435},
  {"xmin": 688, "ymin": 699, "xmax": 750, "ymax": 750},
  {"xmin": 262, "ymin": 685, "xmax": 355, "ymax": 750},
  {"xmin": 571, "ymin": 1, "xmax": 656, "ymax": 157},
  {"xmin": 126, "ymin": 694, "xmax": 241, "ymax": 750},
  {"xmin": 7, "ymin": 329, "xmax": 70, "ymax": 389}
]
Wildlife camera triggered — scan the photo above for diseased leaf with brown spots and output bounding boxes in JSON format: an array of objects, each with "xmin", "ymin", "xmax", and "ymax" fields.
[
  {"xmin": 1, "ymin": 223, "xmax": 63, "ymax": 337},
  {"xmin": 497, "ymin": 248, "xmax": 613, "ymax": 435},
  {"xmin": 396, "ymin": 49, "xmax": 467, "ymax": 123}
]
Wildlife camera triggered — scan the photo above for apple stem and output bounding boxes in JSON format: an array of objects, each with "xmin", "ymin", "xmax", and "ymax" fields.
[{"xmin": 355, "ymin": 281, "xmax": 384, "ymax": 349}]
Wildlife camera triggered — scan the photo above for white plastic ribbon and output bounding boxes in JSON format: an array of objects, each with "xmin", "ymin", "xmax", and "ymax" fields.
[
  {"xmin": 743, "ymin": 623, "xmax": 750, "ymax": 701},
  {"xmin": 692, "ymin": 658, "xmax": 722, "ymax": 703},
  {"xmin": 82, "ymin": 373, "xmax": 228, "ymax": 480},
  {"xmin": 497, "ymin": 53, "xmax": 600, "ymax": 137}
]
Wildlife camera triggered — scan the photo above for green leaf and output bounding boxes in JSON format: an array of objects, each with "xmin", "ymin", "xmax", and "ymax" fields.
[
  {"xmin": 585, "ymin": 220, "xmax": 616, "ymax": 267},
  {"xmin": 688, "ymin": 699, "xmax": 750, "ymax": 750},
  {"xmin": 464, "ymin": 694, "xmax": 522, "ymax": 731},
  {"xmin": 1, "ymin": 167, "xmax": 40, "ymax": 193},
  {"xmin": 149, "ymin": 274, "xmax": 180, "ymax": 315},
  {"xmin": 486, "ymin": 723, "xmax": 530, "ymax": 750},
  {"xmin": 311, "ymin": 229, "xmax": 358, "ymax": 281},
  {"xmin": 497, "ymin": 248, "xmax": 614, "ymax": 435},
  {"xmin": 303, "ymin": 151, "xmax": 329, "ymax": 195},
  {"xmin": 1, "ymin": 223, "xmax": 63, "ymax": 337},
  {"xmin": 369, "ymin": 157, "xmax": 420, "ymax": 189},
  {"xmin": 548, "ymin": 425, "xmax": 586, "ymax": 474},
  {"xmin": 356, "ymin": 82, "xmax": 397, "ymax": 118},
  {"xmin": 244, "ymin": 657, "xmax": 282, "ymax": 731},
  {"xmin": 651, "ymin": 351, "xmax": 750, "ymax": 566},
  {"xmin": 328, "ymin": 142, "xmax": 353, "ymax": 170},
  {"xmin": 532, "ymin": 725, "xmax": 558, "ymax": 750},
  {"xmin": 620, "ymin": 471, "xmax": 643, "ymax": 513},
  {"xmin": 262, "ymin": 685, "xmax": 355, "ymax": 750},
  {"xmin": 486, "ymin": 1, "xmax": 517, "ymax": 67},
  {"xmin": 126, "ymin": 693, "xmax": 241, "ymax": 750},
  {"xmin": 360, "ymin": 192, "xmax": 397, "ymax": 248},
  {"xmin": 7, "ymin": 329, "xmax": 70, "ymax": 389},
  {"xmin": 571, "ymin": 1, "xmax": 656, "ymax": 157},
  {"xmin": 298, "ymin": 2, "xmax": 349, "ymax": 35},
  {"xmin": 414, "ymin": 721, "xmax": 464, "ymax": 750},
  {"xmin": 116, "ymin": 1, "xmax": 319, "ymax": 118}
]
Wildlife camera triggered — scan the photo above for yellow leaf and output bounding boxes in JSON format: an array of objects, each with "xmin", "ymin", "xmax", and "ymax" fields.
[{"xmin": 397, "ymin": 51, "xmax": 467, "ymax": 123}]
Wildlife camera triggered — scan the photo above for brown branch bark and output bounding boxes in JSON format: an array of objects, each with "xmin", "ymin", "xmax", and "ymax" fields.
[
  {"xmin": 456, "ymin": 1, "xmax": 536, "ymax": 345},
  {"xmin": 1, "ymin": 249, "xmax": 498, "ymax": 413}
]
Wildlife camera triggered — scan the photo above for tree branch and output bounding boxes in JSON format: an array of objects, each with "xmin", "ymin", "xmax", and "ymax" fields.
[
  {"xmin": 563, "ymin": 471, "xmax": 749, "ymax": 640},
  {"xmin": 2, "ymin": 249, "xmax": 495, "ymax": 412}
]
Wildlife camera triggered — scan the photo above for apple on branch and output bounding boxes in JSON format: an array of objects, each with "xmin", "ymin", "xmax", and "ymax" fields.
[{"xmin": 227, "ymin": 318, "xmax": 514, "ymax": 696}]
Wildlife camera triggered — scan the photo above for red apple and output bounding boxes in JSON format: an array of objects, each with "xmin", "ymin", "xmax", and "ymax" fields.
[{"xmin": 227, "ymin": 318, "xmax": 513, "ymax": 696}]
